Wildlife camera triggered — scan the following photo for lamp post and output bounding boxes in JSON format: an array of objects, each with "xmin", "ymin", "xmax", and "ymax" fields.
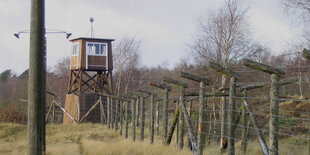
[
  {"xmin": 15, "ymin": 25, "xmax": 71, "ymax": 154},
  {"xmin": 14, "ymin": 29, "xmax": 72, "ymax": 39}
]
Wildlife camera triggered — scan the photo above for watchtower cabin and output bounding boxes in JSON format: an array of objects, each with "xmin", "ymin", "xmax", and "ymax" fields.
[{"xmin": 63, "ymin": 37, "xmax": 115, "ymax": 124}]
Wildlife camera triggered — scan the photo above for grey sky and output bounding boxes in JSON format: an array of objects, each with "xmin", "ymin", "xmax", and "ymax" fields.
[{"xmin": 0, "ymin": 0, "xmax": 302, "ymax": 74}]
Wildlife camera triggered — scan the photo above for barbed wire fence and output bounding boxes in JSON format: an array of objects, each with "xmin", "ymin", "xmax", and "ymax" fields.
[{"xmin": 11, "ymin": 50, "xmax": 310, "ymax": 155}]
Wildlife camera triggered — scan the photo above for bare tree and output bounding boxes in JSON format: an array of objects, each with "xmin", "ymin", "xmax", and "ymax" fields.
[
  {"xmin": 284, "ymin": 0, "xmax": 310, "ymax": 42},
  {"xmin": 113, "ymin": 36, "xmax": 141, "ymax": 95},
  {"xmin": 190, "ymin": 0, "xmax": 256, "ymax": 150}
]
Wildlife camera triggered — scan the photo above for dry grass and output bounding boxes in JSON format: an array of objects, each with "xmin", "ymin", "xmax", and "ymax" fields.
[
  {"xmin": 0, "ymin": 123, "xmax": 308, "ymax": 155},
  {"xmin": 0, "ymin": 123, "xmax": 192, "ymax": 155}
]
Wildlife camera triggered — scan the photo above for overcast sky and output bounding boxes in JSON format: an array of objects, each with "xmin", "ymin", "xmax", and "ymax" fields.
[{"xmin": 0, "ymin": 0, "xmax": 302, "ymax": 75}]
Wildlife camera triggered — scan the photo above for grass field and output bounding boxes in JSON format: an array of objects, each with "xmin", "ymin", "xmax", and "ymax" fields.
[{"xmin": 0, "ymin": 123, "xmax": 308, "ymax": 155}]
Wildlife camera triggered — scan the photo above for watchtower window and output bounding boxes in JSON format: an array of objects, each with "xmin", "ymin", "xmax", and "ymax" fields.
[
  {"xmin": 72, "ymin": 43, "xmax": 80, "ymax": 56},
  {"xmin": 86, "ymin": 42, "xmax": 107, "ymax": 56}
]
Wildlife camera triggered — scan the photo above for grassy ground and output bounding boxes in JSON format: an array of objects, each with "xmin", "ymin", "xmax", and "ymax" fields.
[
  {"xmin": 0, "ymin": 123, "xmax": 193, "ymax": 155},
  {"xmin": 0, "ymin": 123, "xmax": 308, "ymax": 155}
]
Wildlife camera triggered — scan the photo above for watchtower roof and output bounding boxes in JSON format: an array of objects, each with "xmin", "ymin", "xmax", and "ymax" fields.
[{"xmin": 70, "ymin": 37, "xmax": 115, "ymax": 42}]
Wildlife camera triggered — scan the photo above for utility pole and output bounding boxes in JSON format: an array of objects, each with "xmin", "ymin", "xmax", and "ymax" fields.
[{"xmin": 28, "ymin": 0, "xmax": 46, "ymax": 154}]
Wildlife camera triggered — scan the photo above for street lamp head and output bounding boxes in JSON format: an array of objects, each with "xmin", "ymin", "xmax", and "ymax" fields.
[
  {"xmin": 14, "ymin": 33, "xmax": 20, "ymax": 39},
  {"xmin": 66, "ymin": 33, "xmax": 72, "ymax": 39}
]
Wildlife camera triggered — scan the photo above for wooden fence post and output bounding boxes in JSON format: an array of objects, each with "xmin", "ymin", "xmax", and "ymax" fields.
[
  {"xmin": 163, "ymin": 76, "xmax": 188, "ymax": 149},
  {"xmin": 120, "ymin": 101, "xmax": 123, "ymax": 136},
  {"xmin": 136, "ymin": 97, "xmax": 140, "ymax": 127},
  {"xmin": 110, "ymin": 98, "xmax": 114, "ymax": 129},
  {"xmin": 243, "ymin": 58, "xmax": 285, "ymax": 155},
  {"xmin": 150, "ymin": 81, "xmax": 172, "ymax": 144},
  {"xmin": 209, "ymin": 62, "xmax": 241, "ymax": 155},
  {"xmin": 99, "ymin": 96, "xmax": 105, "ymax": 124},
  {"xmin": 125, "ymin": 101, "xmax": 129, "ymax": 139},
  {"xmin": 176, "ymin": 100, "xmax": 180, "ymax": 145},
  {"xmin": 241, "ymin": 89, "xmax": 248, "ymax": 155},
  {"xmin": 156, "ymin": 101, "xmax": 160, "ymax": 135},
  {"xmin": 140, "ymin": 96, "xmax": 145, "ymax": 141},
  {"xmin": 132, "ymin": 98, "xmax": 137, "ymax": 141},
  {"xmin": 181, "ymin": 72, "xmax": 209, "ymax": 155},
  {"xmin": 130, "ymin": 91, "xmax": 149, "ymax": 141},
  {"xmin": 115, "ymin": 99, "xmax": 120, "ymax": 131},
  {"xmin": 198, "ymin": 82, "xmax": 206, "ymax": 154},
  {"xmin": 137, "ymin": 89, "xmax": 157, "ymax": 144},
  {"xmin": 188, "ymin": 100, "xmax": 193, "ymax": 150},
  {"xmin": 150, "ymin": 95, "xmax": 155, "ymax": 144},
  {"xmin": 107, "ymin": 97, "xmax": 111, "ymax": 128}
]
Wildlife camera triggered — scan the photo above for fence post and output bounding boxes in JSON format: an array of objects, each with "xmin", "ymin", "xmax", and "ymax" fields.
[
  {"xmin": 156, "ymin": 100, "xmax": 160, "ymax": 135},
  {"xmin": 163, "ymin": 88, "xmax": 169, "ymax": 144},
  {"xmin": 132, "ymin": 98, "xmax": 137, "ymax": 141},
  {"xmin": 163, "ymin": 76, "xmax": 188, "ymax": 149},
  {"xmin": 125, "ymin": 101, "xmax": 129, "ymax": 139},
  {"xmin": 209, "ymin": 62, "xmax": 241, "ymax": 155},
  {"xmin": 175, "ymin": 100, "xmax": 179, "ymax": 145},
  {"xmin": 198, "ymin": 82, "xmax": 206, "ymax": 154},
  {"xmin": 241, "ymin": 89, "xmax": 248, "ymax": 155},
  {"xmin": 150, "ymin": 94, "xmax": 155, "ymax": 144},
  {"xmin": 115, "ymin": 99, "xmax": 120, "ymax": 131},
  {"xmin": 99, "ymin": 96, "xmax": 105, "ymax": 124},
  {"xmin": 243, "ymin": 58, "xmax": 285, "ymax": 155},
  {"xmin": 137, "ymin": 89, "xmax": 157, "ymax": 144},
  {"xmin": 111, "ymin": 98, "xmax": 114, "ymax": 129},
  {"xmin": 181, "ymin": 72, "xmax": 209, "ymax": 155},
  {"xmin": 228, "ymin": 76, "xmax": 236, "ymax": 154},
  {"xmin": 188, "ymin": 100, "xmax": 193, "ymax": 150},
  {"xmin": 107, "ymin": 97, "xmax": 110, "ymax": 128},
  {"xmin": 120, "ymin": 101, "xmax": 123, "ymax": 136},
  {"xmin": 136, "ymin": 97, "xmax": 140, "ymax": 127},
  {"xmin": 130, "ymin": 91, "xmax": 149, "ymax": 141},
  {"xmin": 270, "ymin": 74, "xmax": 280, "ymax": 155},
  {"xmin": 140, "ymin": 96, "xmax": 145, "ymax": 141},
  {"xmin": 150, "ymin": 81, "xmax": 172, "ymax": 144}
]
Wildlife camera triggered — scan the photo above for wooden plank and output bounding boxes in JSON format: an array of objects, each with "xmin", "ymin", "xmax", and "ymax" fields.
[
  {"xmin": 279, "ymin": 77, "xmax": 298, "ymax": 86},
  {"xmin": 181, "ymin": 72, "xmax": 209, "ymax": 84},
  {"xmin": 149, "ymin": 81, "xmax": 172, "ymax": 91},
  {"xmin": 130, "ymin": 90, "xmax": 149, "ymax": 98},
  {"xmin": 185, "ymin": 91, "xmax": 228, "ymax": 97},
  {"xmin": 163, "ymin": 76, "xmax": 188, "ymax": 88},
  {"xmin": 137, "ymin": 89, "xmax": 157, "ymax": 96},
  {"xmin": 209, "ymin": 61, "xmax": 241, "ymax": 80},
  {"xmin": 303, "ymin": 48, "xmax": 310, "ymax": 60},
  {"xmin": 240, "ymin": 82, "xmax": 265, "ymax": 91},
  {"xmin": 240, "ymin": 77, "xmax": 298, "ymax": 91},
  {"xmin": 242, "ymin": 58, "xmax": 285, "ymax": 76}
]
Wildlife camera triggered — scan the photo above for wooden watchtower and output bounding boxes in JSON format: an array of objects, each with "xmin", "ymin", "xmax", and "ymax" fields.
[{"xmin": 63, "ymin": 37, "xmax": 114, "ymax": 124}]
